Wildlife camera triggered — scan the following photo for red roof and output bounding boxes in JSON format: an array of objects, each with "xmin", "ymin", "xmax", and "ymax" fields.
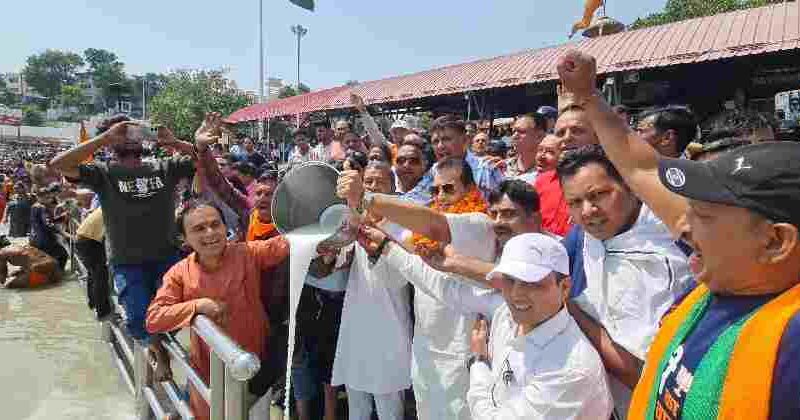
[{"xmin": 227, "ymin": 1, "xmax": 800, "ymax": 123}]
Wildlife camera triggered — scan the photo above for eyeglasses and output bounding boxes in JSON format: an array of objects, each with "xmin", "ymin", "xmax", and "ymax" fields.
[{"xmin": 430, "ymin": 183, "xmax": 457, "ymax": 196}]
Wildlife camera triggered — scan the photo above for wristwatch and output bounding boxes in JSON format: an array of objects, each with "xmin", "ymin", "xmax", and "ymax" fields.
[
  {"xmin": 358, "ymin": 191, "xmax": 376, "ymax": 215},
  {"xmin": 465, "ymin": 353, "xmax": 490, "ymax": 372}
]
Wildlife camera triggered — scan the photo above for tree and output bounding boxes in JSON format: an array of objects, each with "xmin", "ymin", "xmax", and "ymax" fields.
[
  {"xmin": 345, "ymin": 80, "xmax": 360, "ymax": 87},
  {"xmin": 83, "ymin": 48, "xmax": 127, "ymax": 111},
  {"xmin": 0, "ymin": 77, "xmax": 17, "ymax": 106},
  {"xmin": 148, "ymin": 69, "xmax": 254, "ymax": 141},
  {"xmin": 59, "ymin": 84, "xmax": 86, "ymax": 108},
  {"xmin": 21, "ymin": 106, "xmax": 44, "ymax": 126},
  {"xmin": 278, "ymin": 83, "xmax": 311, "ymax": 98},
  {"xmin": 22, "ymin": 50, "xmax": 85, "ymax": 101},
  {"xmin": 630, "ymin": 0, "xmax": 782, "ymax": 29}
]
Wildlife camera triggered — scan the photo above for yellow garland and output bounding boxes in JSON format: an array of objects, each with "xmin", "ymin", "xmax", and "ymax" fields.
[{"xmin": 412, "ymin": 187, "xmax": 488, "ymax": 255}]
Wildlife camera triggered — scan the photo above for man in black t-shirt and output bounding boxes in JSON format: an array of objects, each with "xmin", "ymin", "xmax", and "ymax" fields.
[{"xmin": 50, "ymin": 114, "xmax": 215, "ymax": 381}]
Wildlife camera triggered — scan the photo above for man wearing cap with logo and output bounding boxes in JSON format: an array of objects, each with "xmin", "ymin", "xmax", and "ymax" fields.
[
  {"xmin": 364, "ymin": 232, "xmax": 612, "ymax": 419},
  {"xmin": 558, "ymin": 49, "xmax": 800, "ymax": 420}
]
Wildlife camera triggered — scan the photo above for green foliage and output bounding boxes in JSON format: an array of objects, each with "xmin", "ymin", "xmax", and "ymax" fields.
[
  {"xmin": 630, "ymin": 0, "xmax": 782, "ymax": 29},
  {"xmin": 22, "ymin": 50, "xmax": 85, "ymax": 101},
  {"xmin": 83, "ymin": 48, "xmax": 127, "ymax": 110},
  {"xmin": 278, "ymin": 83, "xmax": 311, "ymax": 99},
  {"xmin": 59, "ymin": 84, "xmax": 86, "ymax": 108},
  {"xmin": 0, "ymin": 77, "xmax": 18, "ymax": 106},
  {"xmin": 148, "ymin": 69, "xmax": 254, "ymax": 141},
  {"xmin": 21, "ymin": 106, "xmax": 44, "ymax": 126}
]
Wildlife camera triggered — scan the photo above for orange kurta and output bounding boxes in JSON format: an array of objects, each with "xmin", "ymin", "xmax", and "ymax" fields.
[{"xmin": 146, "ymin": 238, "xmax": 289, "ymax": 420}]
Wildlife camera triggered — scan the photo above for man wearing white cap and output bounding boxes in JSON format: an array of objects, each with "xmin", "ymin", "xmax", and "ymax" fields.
[{"xmin": 364, "ymin": 230, "xmax": 613, "ymax": 419}]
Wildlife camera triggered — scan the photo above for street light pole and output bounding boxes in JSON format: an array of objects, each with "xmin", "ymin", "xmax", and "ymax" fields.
[
  {"xmin": 290, "ymin": 24, "xmax": 308, "ymax": 92},
  {"xmin": 259, "ymin": 0, "xmax": 265, "ymax": 106},
  {"xmin": 142, "ymin": 79, "xmax": 147, "ymax": 120},
  {"xmin": 291, "ymin": 24, "xmax": 307, "ymax": 128}
]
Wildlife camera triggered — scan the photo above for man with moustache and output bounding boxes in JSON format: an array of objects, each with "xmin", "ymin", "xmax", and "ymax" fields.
[{"xmin": 558, "ymin": 49, "xmax": 800, "ymax": 420}]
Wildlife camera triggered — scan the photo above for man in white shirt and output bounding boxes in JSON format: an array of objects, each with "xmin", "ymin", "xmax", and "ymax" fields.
[
  {"xmin": 557, "ymin": 145, "xmax": 693, "ymax": 418},
  {"xmin": 288, "ymin": 128, "xmax": 321, "ymax": 169},
  {"xmin": 365, "ymin": 231, "xmax": 612, "ymax": 420},
  {"xmin": 329, "ymin": 162, "xmax": 412, "ymax": 420}
]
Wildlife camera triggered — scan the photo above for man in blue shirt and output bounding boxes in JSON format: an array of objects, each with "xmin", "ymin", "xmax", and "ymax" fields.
[{"xmin": 403, "ymin": 115, "xmax": 504, "ymax": 205}]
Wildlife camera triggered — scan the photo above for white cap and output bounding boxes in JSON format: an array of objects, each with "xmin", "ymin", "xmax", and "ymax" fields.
[
  {"xmin": 391, "ymin": 119, "xmax": 411, "ymax": 130},
  {"xmin": 487, "ymin": 233, "xmax": 569, "ymax": 284}
]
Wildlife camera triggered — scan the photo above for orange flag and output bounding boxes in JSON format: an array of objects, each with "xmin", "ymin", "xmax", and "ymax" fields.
[
  {"xmin": 80, "ymin": 121, "xmax": 93, "ymax": 163},
  {"xmin": 570, "ymin": 0, "xmax": 603, "ymax": 38}
]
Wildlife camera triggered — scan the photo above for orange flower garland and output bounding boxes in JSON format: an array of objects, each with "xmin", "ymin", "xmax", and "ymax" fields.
[{"xmin": 412, "ymin": 187, "xmax": 488, "ymax": 255}]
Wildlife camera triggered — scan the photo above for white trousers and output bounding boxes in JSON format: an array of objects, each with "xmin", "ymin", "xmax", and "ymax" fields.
[{"xmin": 346, "ymin": 387, "xmax": 404, "ymax": 420}]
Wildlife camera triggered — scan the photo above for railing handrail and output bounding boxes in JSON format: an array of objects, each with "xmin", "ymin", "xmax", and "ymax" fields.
[{"xmin": 192, "ymin": 314, "xmax": 261, "ymax": 381}]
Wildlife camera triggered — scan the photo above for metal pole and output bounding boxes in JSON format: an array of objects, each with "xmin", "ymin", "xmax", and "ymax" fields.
[
  {"xmin": 259, "ymin": 0, "xmax": 265, "ymax": 105},
  {"xmin": 210, "ymin": 352, "xmax": 225, "ymax": 420},
  {"xmin": 224, "ymin": 370, "xmax": 248, "ymax": 420},
  {"xmin": 142, "ymin": 79, "xmax": 147, "ymax": 120}
]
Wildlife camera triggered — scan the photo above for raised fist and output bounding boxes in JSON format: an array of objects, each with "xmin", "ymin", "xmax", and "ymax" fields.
[{"xmin": 556, "ymin": 50, "xmax": 598, "ymax": 101}]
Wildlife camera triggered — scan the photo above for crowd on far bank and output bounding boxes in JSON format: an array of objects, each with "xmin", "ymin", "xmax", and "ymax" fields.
[{"xmin": 2, "ymin": 49, "xmax": 799, "ymax": 420}]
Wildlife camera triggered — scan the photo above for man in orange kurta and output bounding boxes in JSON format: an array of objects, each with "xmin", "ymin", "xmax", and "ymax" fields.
[{"xmin": 146, "ymin": 201, "xmax": 289, "ymax": 420}]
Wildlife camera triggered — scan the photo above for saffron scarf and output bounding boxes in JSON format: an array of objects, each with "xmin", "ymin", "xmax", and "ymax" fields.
[
  {"xmin": 629, "ymin": 282, "xmax": 800, "ymax": 419},
  {"xmin": 247, "ymin": 210, "xmax": 277, "ymax": 242},
  {"xmin": 411, "ymin": 186, "xmax": 487, "ymax": 255}
]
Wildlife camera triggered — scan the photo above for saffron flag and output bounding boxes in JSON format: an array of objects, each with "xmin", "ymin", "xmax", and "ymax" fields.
[
  {"xmin": 570, "ymin": 0, "xmax": 603, "ymax": 38},
  {"xmin": 290, "ymin": 0, "xmax": 314, "ymax": 11},
  {"xmin": 80, "ymin": 121, "xmax": 93, "ymax": 163}
]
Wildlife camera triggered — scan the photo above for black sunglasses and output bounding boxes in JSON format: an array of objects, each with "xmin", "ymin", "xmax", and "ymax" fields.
[{"xmin": 430, "ymin": 183, "xmax": 457, "ymax": 196}]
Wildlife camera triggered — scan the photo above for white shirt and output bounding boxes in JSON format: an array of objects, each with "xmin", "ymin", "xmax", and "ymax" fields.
[
  {"xmin": 383, "ymin": 243, "xmax": 612, "ymax": 420},
  {"xmin": 380, "ymin": 213, "xmax": 498, "ymax": 420},
  {"xmin": 331, "ymin": 244, "xmax": 412, "ymax": 394},
  {"xmin": 469, "ymin": 307, "xmax": 613, "ymax": 420},
  {"xmin": 573, "ymin": 205, "xmax": 693, "ymax": 418}
]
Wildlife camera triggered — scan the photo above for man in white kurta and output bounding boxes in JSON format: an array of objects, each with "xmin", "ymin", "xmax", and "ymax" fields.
[
  {"xmin": 330, "ymin": 240, "xmax": 411, "ymax": 420},
  {"xmin": 330, "ymin": 163, "xmax": 412, "ymax": 420}
]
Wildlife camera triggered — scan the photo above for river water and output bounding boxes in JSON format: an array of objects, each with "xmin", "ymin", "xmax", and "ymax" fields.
[{"xmin": 0, "ymin": 277, "xmax": 135, "ymax": 420}]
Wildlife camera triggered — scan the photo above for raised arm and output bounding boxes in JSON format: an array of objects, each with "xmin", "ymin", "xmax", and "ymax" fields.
[
  {"xmin": 557, "ymin": 51, "xmax": 688, "ymax": 236},
  {"xmin": 352, "ymin": 94, "xmax": 388, "ymax": 146},
  {"xmin": 50, "ymin": 119, "xmax": 136, "ymax": 179},
  {"xmin": 193, "ymin": 113, "xmax": 250, "ymax": 218},
  {"xmin": 338, "ymin": 170, "xmax": 452, "ymax": 243}
]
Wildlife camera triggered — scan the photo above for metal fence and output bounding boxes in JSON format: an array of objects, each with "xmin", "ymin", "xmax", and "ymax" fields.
[{"xmin": 106, "ymin": 308, "xmax": 260, "ymax": 420}]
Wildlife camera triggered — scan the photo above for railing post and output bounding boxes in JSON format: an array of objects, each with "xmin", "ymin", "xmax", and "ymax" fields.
[
  {"xmin": 225, "ymin": 369, "xmax": 248, "ymax": 420},
  {"xmin": 209, "ymin": 352, "xmax": 225, "ymax": 420},
  {"xmin": 133, "ymin": 342, "xmax": 154, "ymax": 420}
]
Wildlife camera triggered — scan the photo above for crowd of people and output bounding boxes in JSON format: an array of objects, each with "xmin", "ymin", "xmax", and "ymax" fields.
[{"xmin": 2, "ymin": 49, "xmax": 798, "ymax": 420}]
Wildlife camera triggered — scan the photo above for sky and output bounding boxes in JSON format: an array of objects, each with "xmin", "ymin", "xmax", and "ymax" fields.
[{"xmin": 1, "ymin": 0, "xmax": 667, "ymax": 93}]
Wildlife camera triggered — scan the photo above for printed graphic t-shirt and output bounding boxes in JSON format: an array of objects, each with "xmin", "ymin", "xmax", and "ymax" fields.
[{"xmin": 78, "ymin": 157, "xmax": 195, "ymax": 265}]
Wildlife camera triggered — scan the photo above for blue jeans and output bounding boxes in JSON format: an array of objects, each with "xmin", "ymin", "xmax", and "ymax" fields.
[{"xmin": 113, "ymin": 254, "xmax": 181, "ymax": 344}]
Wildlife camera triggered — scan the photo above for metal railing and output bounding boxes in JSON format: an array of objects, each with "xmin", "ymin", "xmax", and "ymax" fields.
[{"xmin": 106, "ymin": 311, "xmax": 260, "ymax": 420}]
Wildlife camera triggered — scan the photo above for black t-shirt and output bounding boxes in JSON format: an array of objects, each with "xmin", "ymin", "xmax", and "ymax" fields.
[{"xmin": 78, "ymin": 157, "xmax": 195, "ymax": 265}]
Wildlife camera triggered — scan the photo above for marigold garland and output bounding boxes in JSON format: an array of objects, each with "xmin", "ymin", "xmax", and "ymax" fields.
[{"xmin": 412, "ymin": 187, "xmax": 488, "ymax": 255}]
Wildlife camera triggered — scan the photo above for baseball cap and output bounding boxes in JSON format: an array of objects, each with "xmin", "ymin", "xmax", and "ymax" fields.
[
  {"xmin": 658, "ymin": 141, "xmax": 800, "ymax": 227},
  {"xmin": 536, "ymin": 106, "xmax": 559, "ymax": 119},
  {"xmin": 487, "ymin": 233, "xmax": 569, "ymax": 284}
]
